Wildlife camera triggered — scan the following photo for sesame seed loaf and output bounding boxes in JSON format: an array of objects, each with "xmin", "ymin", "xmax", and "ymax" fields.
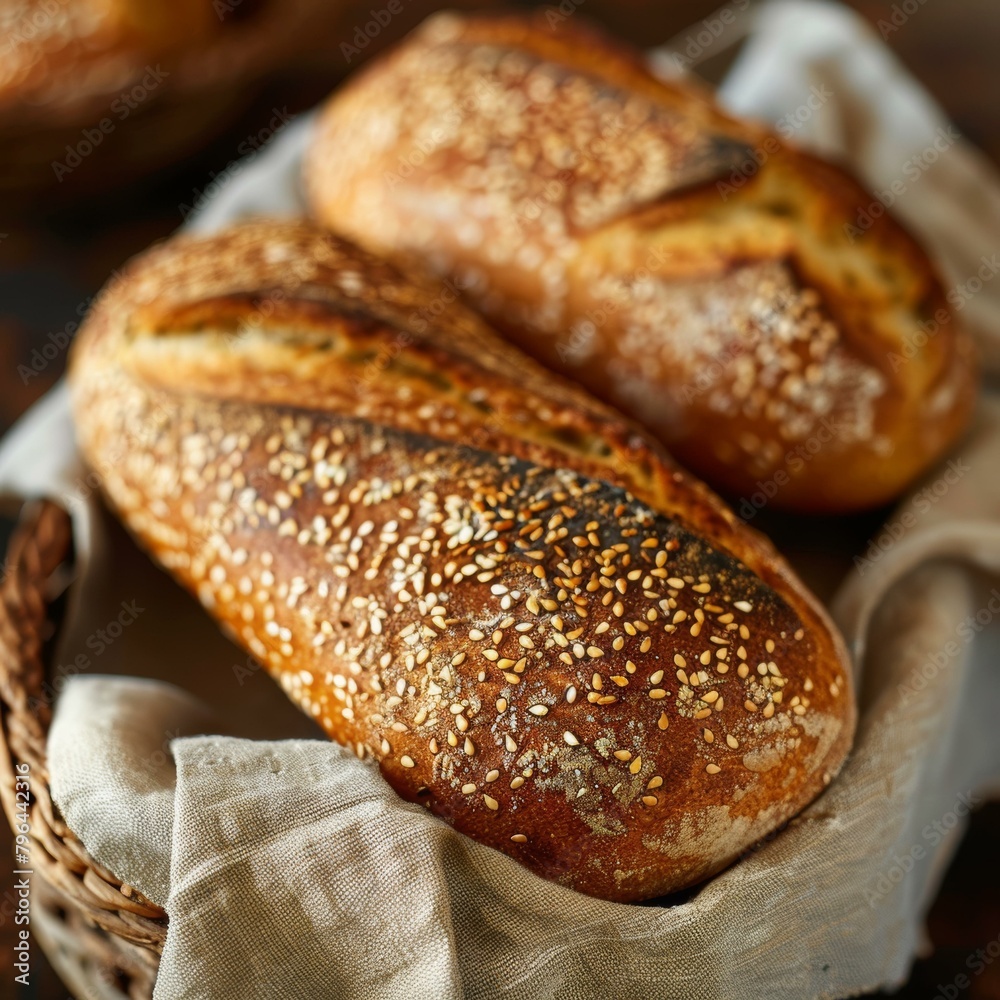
[
  {"xmin": 69, "ymin": 219, "xmax": 855, "ymax": 902},
  {"xmin": 304, "ymin": 11, "xmax": 977, "ymax": 514}
]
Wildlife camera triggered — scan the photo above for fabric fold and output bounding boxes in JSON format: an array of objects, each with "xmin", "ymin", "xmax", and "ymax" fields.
[{"xmin": 47, "ymin": 675, "xmax": 219, "ymax": 906}]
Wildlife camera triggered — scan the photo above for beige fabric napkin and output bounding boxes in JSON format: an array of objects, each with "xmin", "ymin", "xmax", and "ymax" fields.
[{"xmin": 3, "ymin": 1, "xmax": 1000, "ymax": 997}]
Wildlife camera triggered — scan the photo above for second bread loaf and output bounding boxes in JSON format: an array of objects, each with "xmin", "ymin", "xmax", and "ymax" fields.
[{"xmin": 305, "ymin": 11, "xmax": 977, "ymax": 513}]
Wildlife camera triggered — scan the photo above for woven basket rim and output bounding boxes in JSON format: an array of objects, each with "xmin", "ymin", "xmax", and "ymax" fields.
[{"xmin": 0, "ymin": 499, "xmax": 167, "ymax": 994}]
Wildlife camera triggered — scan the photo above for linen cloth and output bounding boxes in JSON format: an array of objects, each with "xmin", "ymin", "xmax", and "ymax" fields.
[{"xmin": 1, "ymin": 1, "xmax": 999, "ymax": 996}]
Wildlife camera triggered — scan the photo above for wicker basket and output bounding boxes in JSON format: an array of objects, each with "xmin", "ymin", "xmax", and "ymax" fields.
[{"xmin": 0, "ymin": 500, "xmax": 166, "ymax": 999}]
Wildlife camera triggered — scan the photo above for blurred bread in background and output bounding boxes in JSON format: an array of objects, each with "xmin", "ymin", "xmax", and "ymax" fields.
[{"xmin": 0, "ymin": 0, "xmax": 492, "ymax": 197}]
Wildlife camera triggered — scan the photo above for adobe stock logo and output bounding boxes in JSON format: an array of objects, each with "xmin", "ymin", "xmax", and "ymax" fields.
[
  {"xmin": 877, "ymin": 0, "xmax": 931, "ymax": 38},
  {"xmin": 51, "ymin": 66, "xmax": 170, "ymax": 182},
  {"xmin": 340, "ymin": 2, "xmax": 408, "ymax": 64}
]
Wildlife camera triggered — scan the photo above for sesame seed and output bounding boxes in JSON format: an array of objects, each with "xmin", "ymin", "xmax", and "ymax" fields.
[
  {"xmin": 629, "ymin": 757, "xmax": 642, "ymax": 774},
  {"xmin": 564, "ymin": 731, "xmax": 580, "ymax": 746},
  {"xmin": 400, "ymin": 756, "xmax": 415, "ymax": 768},
  {"xmin": 485, "ymin": 769, "xmax": 500, "ymax": 783},
  {"xmin": 614, "ymin": 750, "xmax": 632, "ymax": 761},
  {"xmin": 462, "ymin": 783, "xmax": 476, "ymax": 794},
  {"xmin": 706, "ymin": 763, "xmax": 721, "ymax": 774},
  {"xmin": 510, "ymin": 834, "xmax": 527, "ymax": 843},
  {"xmin": 657, "ymin": 712, "xmax": 669, "ymax": 730},
  {"xmin": 641, "ymin": 795, "xmax": 658, "ymax": 807},
  {"xmin": 528, "ymin": 704, "xmax": 549, "ymax": 716}
]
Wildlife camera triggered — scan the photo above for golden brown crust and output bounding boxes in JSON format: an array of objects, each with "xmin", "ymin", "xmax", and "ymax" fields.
[
  {"xmin": 69, "ymin": 219, "xmax": 854, "ymax": 902},
  {"xmin": 304, "ymin": 10, "xmax": 978, "ymax": 513}
]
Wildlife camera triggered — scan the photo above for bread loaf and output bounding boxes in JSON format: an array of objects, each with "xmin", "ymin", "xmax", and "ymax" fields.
[
  {"xmin": 0, "ymin": 0, "xmax": 358, "ymax": 196},
  {"xmin": 70, "ymin": 219, "xmax": 854, "ymax": 902},
  {"xmin": 304, "ymin": 11, "xmax": 977, "ymax": 513}
]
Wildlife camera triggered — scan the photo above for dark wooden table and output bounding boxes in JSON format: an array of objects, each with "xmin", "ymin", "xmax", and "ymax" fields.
[{"xmin": 0, "ymin": 2, "xmax": 997, "ymax": 996}]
